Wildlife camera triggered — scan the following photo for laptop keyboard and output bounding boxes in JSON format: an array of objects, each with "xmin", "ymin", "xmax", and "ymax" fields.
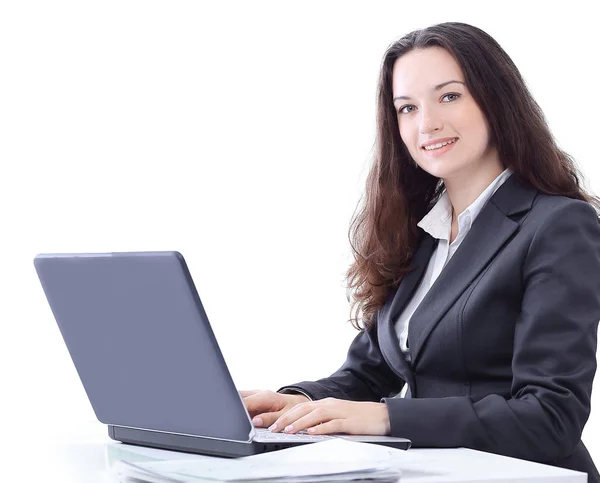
[{"xmin": 253, "ymin": 427, "xmax": 333, "ymax": 442}]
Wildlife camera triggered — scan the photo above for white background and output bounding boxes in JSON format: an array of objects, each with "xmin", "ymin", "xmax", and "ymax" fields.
[{"xmin": 1, "ymin": 0, "xmax": 599, "ymax": 471}]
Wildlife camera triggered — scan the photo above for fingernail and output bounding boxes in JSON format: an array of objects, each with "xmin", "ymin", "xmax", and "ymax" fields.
[
  {"xmin": 268, "ymin": 423, "xmax": 277, "ymax": 431},
  {"xmin": 252, "ymin": 417, "xmax": 262, "ymax": 426},
  {"xmin": 284, "ymin": 425, "xmax": 294, "ymax": 433}
]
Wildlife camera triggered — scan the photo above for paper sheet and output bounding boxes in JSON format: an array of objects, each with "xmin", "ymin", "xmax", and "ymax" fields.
[{"xmin": 112, "ymin": 439, "xmax": 425, "ymax": 482}]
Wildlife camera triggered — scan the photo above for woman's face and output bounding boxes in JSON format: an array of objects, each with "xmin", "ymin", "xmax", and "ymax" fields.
[{"xmin": 392, "ymin": 47, "xmax": 498, "ymax": 181}]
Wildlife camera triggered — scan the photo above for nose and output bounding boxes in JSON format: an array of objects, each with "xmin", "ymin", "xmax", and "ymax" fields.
[{"xmin": 419, "ymin": 106, "xmax": 443, "ymax": 135}]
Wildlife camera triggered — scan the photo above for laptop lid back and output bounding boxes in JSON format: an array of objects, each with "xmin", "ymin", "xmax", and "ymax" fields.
[{"xmin": 34, "ymin": 251, "xmax": 253, "ymax": 442}]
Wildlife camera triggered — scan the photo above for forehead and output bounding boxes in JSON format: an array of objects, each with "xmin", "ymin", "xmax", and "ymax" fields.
[{"xmin": 392, "ymin": 47, "xmax": 465, "ymax": 96}]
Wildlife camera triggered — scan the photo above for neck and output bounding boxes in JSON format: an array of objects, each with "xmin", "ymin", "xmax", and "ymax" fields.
[{"xmin": 444, "ymin": 159, "xmax": 505, "ymax": 220}]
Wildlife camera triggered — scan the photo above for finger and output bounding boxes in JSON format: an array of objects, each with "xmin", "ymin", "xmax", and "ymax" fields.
[
  {"xmin": 241, "ymin": 392, "xmax": 271, "ymax": 414},
  {"xmin": 243, "ymin": 392, "xmax": 285, "ymax": 418},
  {"xmin": 268, "ymin": 403, "xmax": 315, "ymax": 433},
  {"xmin": 307, "ymin": 419, "xmax": 343, "ymax": 435},
  {"xmin": 251, "ymin": 411, "xmax": 283, "ymax": 428},
  {"xmin": 278, "ymin": 407, "xmax": 330, "ymax": 434},
  {"xmin": 239, "ymin": 390, "xmax": 262, "ymax": 398}
]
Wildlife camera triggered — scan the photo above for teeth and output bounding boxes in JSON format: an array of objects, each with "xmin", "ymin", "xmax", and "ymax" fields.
[{"xmin": 424, "ymin": 138, "xmax": 457, "ymax": 151}]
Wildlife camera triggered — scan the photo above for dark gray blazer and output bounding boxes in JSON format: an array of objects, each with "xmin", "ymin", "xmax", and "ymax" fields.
[{"xmin": 279, "ymin": 174, "xmax": 600, "ymax": 481}]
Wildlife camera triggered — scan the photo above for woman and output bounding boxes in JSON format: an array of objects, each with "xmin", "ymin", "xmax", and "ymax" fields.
[{"xmin": 241, "ymin": 22, "xmax": 600, "ymax": 481}]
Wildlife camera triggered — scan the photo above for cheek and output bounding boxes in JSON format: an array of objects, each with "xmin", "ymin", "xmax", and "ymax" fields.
[
  {"xmin": 398, "ymin": 123, "xmax": 417, "ymax": 152},
  {"xmin": 463, "ymin": 106, "xmax": 491, "ymax": 143},
  {"xmin": 471, "ymin": 121, "xmax": 492, "ymax": 152}
]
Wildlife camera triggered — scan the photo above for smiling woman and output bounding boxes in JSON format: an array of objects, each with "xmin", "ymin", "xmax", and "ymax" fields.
[
  {"xmin": 391, "ymin": 46, "xmax": 504, "ymax": 243},
  {"xmin": 241, "ymin": 21, "xmax": 600, "ymax": 483},
  {"xmin": 392, "ymin": 49, "xmax": 498, "ymax": 188}
]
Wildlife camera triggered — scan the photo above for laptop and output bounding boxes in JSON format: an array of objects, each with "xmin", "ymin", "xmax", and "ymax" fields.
[{"xmin": 33, "ymin": 251, "xmax": 412, "ymax": 457}]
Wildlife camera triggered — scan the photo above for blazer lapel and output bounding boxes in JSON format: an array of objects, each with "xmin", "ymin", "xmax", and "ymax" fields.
[
  {"xmin": 407, "ymin": 174, "xmax": 537, "ymax": 366},
  {"xmin": 377, "ymin": 231, "xmax": 437, "ymax": 385}
]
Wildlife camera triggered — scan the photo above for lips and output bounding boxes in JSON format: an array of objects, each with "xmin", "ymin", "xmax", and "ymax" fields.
[
  {"xmin": 420, "ymin": 137, "xmax": 458, "ymax": 158},
  {"xmin": 421, "ymin": 137, "xmax": 459, "ymax": 150}
]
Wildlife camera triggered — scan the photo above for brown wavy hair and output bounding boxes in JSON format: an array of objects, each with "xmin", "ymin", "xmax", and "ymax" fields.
[{"xmin": 345, "ymin": 21, "xmax": 600, "ymax": 331}]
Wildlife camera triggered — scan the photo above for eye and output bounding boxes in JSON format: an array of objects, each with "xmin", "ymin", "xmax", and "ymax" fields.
[
  {"xmin": 397, "ymin": 105, "xmax": 415, "ymax": 115},
  {"xmin": 442, "ymin": 93, "xmax": 460, "ymax": 102}
]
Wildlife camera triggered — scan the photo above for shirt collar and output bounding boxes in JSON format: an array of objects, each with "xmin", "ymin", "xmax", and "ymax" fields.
[{"xmin": 417, "ymin": 167, "xmax": 514, "ymax": 241}]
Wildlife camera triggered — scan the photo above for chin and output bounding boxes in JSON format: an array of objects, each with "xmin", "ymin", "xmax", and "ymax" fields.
[
  {"xmin": 419, "ymin": 163, "xmax": 459, "ymax": 180},
  {"xmin": 419, "ymin": 158, "xmax": 475, "ymax": 181}
]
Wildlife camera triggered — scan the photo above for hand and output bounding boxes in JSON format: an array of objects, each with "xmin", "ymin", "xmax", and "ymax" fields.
[
  {"xmin": 267, "ymin": 397, "xmax": 391, "ymax": 436},
  {"xmin": 240, "ymin": 389, "xmax": 310, "ymax": 428}
]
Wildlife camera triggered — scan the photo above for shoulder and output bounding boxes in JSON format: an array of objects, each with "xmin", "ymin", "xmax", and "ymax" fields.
[
  {"xmin": 529, "ymin": 191, "xmax": 594, "ymax": 215},
  {"xmin": 520, "ymin": 193, "xmax": 600, "ymax": 265},
  {"xmin": 525, "ymin": 192, "xmax": 599, "ymax": 233}
]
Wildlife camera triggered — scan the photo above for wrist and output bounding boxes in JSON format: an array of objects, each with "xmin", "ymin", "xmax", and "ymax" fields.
[
  {"xmin": 379, "ymin": 402, "xmax": 391, "ymax": 435},
  {"xmin": 278, "ymin": 387, "xmax": 313, "ymax": 402}
]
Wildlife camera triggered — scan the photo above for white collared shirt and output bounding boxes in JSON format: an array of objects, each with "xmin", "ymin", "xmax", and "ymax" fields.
[{"xmin": 394, "ymin": 168, "xmax": 514, "ymax": 374}]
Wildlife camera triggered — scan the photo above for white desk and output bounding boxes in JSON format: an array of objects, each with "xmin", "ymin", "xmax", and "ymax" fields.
[{"xmin": 9, "ymin": 420, "xmax": 586, "ymax": 482}]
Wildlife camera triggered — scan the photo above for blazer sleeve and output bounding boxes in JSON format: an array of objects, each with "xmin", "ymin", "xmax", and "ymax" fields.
[
  {"xmin": 277, "ymin": 313, "xmax": 402, "ymax": 402},
  {"xmin": 381, "ymin": 200, "xmax": 600, "ymax": 463}
]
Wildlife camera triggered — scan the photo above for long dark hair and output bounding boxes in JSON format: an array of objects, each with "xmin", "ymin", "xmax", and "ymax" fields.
[{"xmin": 346, "ymin": 22, "xmax": 600, "ymax": 331}]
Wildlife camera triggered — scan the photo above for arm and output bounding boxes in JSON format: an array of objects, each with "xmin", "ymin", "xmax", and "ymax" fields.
[
  {"xmin": 382, "ymin": 200, "xmax": 600, "ymax": 463},
  {"xmin": 278, "ymin": 314, "xmax": 403, "ymax": 402}
]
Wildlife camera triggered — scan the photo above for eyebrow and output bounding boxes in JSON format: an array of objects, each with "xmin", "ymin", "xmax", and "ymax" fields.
[{"xmin": 393, "ymin": 80, "xmax": 466, "ymax": 103}]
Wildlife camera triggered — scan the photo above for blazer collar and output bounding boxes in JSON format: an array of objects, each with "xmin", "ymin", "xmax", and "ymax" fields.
[{"xmin": 377, "ymin": 173, "xmax": 537, "ymax": 379}]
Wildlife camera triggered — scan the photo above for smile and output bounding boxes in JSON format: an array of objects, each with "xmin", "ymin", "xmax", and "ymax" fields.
[
  {"xmin": 422, "ymin": 138, "xmax": 458, "ymax": 158},
  {"xmin": 423, "ymin": 138, "xmax": 458, "ymax": 151}
]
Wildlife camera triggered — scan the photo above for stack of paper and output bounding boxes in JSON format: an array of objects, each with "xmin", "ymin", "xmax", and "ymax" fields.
[{"xmin": 111, "ymin": 439, "xmax": 411, "ymax": 482}]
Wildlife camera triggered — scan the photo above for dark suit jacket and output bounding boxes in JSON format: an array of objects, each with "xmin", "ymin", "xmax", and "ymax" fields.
[{"xmin": 279, "ymin": 174, "xmax": 600, "ymax": 481}]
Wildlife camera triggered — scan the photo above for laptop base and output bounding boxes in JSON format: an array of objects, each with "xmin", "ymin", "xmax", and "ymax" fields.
[
  {"xmin": 108, "ymin": 425, "xmax": 302, "ymax": 458},
  {"xmin": 108, "ymin": 425, "xmax": 412, "ymax": 458}
]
